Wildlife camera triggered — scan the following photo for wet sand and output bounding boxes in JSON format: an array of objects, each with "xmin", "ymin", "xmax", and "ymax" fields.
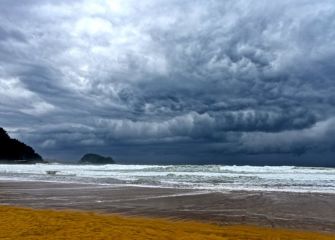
[
  {"xmin": 0, "ymin": 180, "xmax": 334, "ymax": 233},
  {"xmin": 1, "ymin": 206, "xmax": 334, "ymax": 240}
]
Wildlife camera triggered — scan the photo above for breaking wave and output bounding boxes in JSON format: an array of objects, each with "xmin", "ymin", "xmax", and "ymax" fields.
[{"xmin": 0, "ymin": 164, "xmax": 334, "ymax": 193}]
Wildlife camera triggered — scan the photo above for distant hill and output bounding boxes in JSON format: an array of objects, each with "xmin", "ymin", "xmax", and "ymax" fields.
[
  {"xmin": 79, "ymin": 153, "xmax": 115, "ymax": 165},
  {"xmin": 0, "ymin": 127, "xmax": 44, "ymax": 163}
]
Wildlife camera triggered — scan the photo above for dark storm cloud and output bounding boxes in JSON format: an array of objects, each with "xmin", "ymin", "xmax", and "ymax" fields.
[{"xmin": 0, "ymin": 0, "xmax": 335, "ymax": 164}]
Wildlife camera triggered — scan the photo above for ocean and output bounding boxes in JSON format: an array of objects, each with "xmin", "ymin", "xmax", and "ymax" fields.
[{"xmin": 0, "ymin": 164, "xmax": 334, "ymax": 193}]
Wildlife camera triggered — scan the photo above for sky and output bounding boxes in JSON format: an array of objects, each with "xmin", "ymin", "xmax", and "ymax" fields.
[{"xmin": 0, "ymin": 0, "xmax": 335, "ymax": 166}]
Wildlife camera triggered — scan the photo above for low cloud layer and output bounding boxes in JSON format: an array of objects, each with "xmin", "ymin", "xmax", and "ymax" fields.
[{"xmin": 0, "ymin": 0, "xmax": 335, "ymax": 165}]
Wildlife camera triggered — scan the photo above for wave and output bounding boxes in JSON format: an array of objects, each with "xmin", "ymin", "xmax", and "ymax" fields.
[{"xmin": 0, "ymin": 164, "xmax": 334, "ymax": 193}]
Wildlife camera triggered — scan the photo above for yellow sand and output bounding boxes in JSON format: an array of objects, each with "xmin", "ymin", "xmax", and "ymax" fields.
[{"xmin": 0, "ymin": 206, "xmax": 333, "ymax": 240}]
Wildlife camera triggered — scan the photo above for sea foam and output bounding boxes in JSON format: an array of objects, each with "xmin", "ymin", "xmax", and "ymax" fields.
[{"xmin": 0, "ymin": 164, "xmax": 334, "ymax": 193}]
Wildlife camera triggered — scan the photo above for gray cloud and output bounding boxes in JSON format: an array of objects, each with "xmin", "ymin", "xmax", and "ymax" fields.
[{"xmin": 0, "ymin": 0, "xmax": 335, "ymax": 165}]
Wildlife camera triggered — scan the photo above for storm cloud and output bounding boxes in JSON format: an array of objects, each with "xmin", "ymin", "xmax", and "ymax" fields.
[{"xmin": 0, "ymin": 0, "xmax": 335, "ymax": 165}]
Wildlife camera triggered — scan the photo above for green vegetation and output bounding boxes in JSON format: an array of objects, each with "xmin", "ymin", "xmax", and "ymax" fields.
[
  {"xmin": 0, "ymin": 127, "xmax": 44, "ymax": 163},
  {"xmin": 79, "ymin": 153, "xmax": 115, "ymax": 164}
]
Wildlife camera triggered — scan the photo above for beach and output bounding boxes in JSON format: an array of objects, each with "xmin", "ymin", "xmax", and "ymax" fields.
[
  {"xmin": 1, "ymin": 206, "xmax": 334, "ymax": 240},
  {"xmin": 1, "ymin": 180, "xmax": 334, "ymax": 239},
  {"xmin": 1, "ymin": 0, "xmax": 335, "ymax": 238}
]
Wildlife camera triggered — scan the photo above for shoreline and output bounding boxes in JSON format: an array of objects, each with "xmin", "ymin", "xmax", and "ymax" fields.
[
  {"xmin": 1, "ymin": 177, "xmax": 335, "ymax": 194},
  {"xmin": 1, "ymin": 180, "xmax": 334, "ymax": 233},
  {"xmin": 1, "ymin": 205, "xmax": 334, "ymax": 240}
]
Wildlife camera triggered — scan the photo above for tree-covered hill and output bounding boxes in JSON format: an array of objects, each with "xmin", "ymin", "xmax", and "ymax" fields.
[{"xmin": 0, "ymin": 128, "xmax": 44, "ymax": 163}]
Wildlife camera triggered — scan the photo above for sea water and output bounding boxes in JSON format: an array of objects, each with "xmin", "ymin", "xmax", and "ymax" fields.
[{"xmin": 0, "ymin": 164, "xmax": 334, "ymax": 193}]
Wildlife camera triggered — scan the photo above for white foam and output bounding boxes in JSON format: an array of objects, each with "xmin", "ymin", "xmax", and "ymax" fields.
[{"xmin": 0, "ymin": 164, "xmax": 334, "ymax": 193}]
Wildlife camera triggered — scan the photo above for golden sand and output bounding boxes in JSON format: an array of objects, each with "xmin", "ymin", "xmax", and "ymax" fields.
[{"xmin": 0, "ymin": 206, "xmax": 333, "ymax": 240}]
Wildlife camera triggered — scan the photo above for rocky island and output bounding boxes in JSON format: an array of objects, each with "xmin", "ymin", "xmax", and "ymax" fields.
[
  {"xmin": 0, "ymin": 127, "xmax": 44, "ymax": 163},
  {"xmin": 79, "ymin": 153, "xmax": 115, "ymax": 164}
]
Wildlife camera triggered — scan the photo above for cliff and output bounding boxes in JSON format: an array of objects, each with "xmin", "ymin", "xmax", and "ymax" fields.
[{"xmin": 0, "ymin": 127, "xmax": 44, "ymax": 163}]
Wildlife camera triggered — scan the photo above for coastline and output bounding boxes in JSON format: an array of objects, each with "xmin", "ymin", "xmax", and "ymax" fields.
[
  {"xmin": 1, "ymin": 180, "xmax": 334, "ymax": 234},
  {"xmin": 1, "ymin": 205, "xmax": 334, "ymax": 240}
]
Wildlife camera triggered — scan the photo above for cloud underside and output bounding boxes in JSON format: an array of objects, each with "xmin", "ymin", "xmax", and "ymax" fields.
[{"xmin": 0, "ymin": 0, "xmax": 335, "ymax": 163}]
